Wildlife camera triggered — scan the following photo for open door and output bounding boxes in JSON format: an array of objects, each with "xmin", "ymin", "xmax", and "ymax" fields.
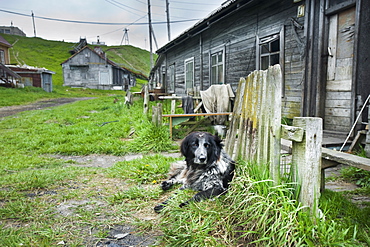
[{"xmin": 325, "ymin": 7, "xmax": 355, "ymax": 133}]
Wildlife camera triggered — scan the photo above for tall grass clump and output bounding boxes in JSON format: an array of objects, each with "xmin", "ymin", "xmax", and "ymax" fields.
[{"xmin": 158, "ymin": 160, "xmax": 369, "ymax": 246}]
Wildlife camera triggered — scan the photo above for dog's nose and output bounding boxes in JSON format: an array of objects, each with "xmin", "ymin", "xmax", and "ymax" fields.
[{"xmin": 198, "ymin": 156, "xmax": 206, "ymax": 163}]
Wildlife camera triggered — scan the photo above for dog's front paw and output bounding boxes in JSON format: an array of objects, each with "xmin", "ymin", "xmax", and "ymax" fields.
[
  {"xmin": 179, "ymin": 201, "xmax": 189, "ymax": 208},
  {"xmin": 154, "ymin": 202, "xmax": 167, "ymax": 213},
  {"xmin": 161, "ymin": 181, "xmax": 172, "ymax": 191}
]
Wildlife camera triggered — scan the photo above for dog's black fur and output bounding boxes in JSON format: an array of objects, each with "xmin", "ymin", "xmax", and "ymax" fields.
[{"xmin": 154, "ymin": 131, "xmax": 235, "ymax": 212}]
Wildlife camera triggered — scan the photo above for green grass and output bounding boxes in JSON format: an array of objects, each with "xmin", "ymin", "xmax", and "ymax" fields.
[
  {"xmin": 0, "ymin": 96, "xmax": 175, "ymax": 158},
  {"xmin": 0, "ymin": 89, "xmax": 369, "ymax": 245}
]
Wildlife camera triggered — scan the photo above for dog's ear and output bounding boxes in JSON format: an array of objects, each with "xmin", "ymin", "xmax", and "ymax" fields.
[
  {"xmin": 212, "ymin": 133, "xmax": 223, "ymax": 158},
  {"xmin": 213, "ymin": 133, "xmax": 223, "ymax": 148},
  {"xmin": 180, "ymin": 133, "xmax": 192, "ymax": 157}
]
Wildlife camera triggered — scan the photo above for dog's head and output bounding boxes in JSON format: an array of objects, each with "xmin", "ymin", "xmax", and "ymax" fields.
[{"xmin": 180, "ymin": 132, "xmax": 222, "ymax": 166}]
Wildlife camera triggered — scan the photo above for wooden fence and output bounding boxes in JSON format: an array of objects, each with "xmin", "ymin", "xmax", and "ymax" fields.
[{"xmin": 225, "ymin": 65, "xmax": 322, "ymax": 216}]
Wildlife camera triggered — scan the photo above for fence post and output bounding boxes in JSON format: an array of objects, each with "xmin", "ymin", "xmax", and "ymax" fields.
[
  {"xmin": 152, "ymin": 103, "xmax": 162, "ymax": 126},
  {"xmin": 143, "ymin": 84, "xmax": 149, "ymax": 115},
  {"xmin": 291, "ymin": 117, "xmax": 322, "ymax": 217}
]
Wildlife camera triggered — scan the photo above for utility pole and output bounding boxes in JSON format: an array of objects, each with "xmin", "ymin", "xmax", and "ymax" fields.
[
  {"xmin": 147, "ymin": 0, "xmax": 153, "ymax": 70},
  {"xmin": 31, "ymin": 11, "xmax": 36, "ymax": 37},
  {"xmin": 120, "ymin": 28, "xmax": 129, "ymax": 45},
  {"xmin": 165, "ymin": 0, "xmax": 171, "ymax": 41}
]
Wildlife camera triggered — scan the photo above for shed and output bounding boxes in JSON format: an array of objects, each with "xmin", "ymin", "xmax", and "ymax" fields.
[
  {"xmin": 61, "ymin": 46, "xmax": 136, "ymax": 90},
  {"xmin": 151, "ymin": 0, "xmax": 370, "ymax": 138},
  {"xmin": 7, "ymin": 65, "xmax": 55, "ymax": 92}
]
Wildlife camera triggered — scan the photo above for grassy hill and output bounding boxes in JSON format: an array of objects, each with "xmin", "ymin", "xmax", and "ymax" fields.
[{"xmin": 1, "ymin": 34, "xmax": 155, "ymax": 86}]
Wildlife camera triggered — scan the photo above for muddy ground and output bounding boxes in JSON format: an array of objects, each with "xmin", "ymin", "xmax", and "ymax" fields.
[
  {"xmin": 1, "ymin": 98, "xmax": 369, "ymax": 246},
  {"xmin": 0, "ymin": 97, "xmax": 95, "ymax": 118}
]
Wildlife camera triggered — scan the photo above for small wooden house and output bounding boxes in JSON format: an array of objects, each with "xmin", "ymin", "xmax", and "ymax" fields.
[
  {"xmin": 7, "ymin": 65, "xmax": 54, "ymax": 92},
  {"xmin": 0, "ymin": 35, "xmax": 11, "ymax": 64},
  {"xmin": 0, "ymin": 35, "xmax": 21, "ymax": 87},
  {"xmin": 61, "ymin": 46, "xmax": 136, "ymax": 90},
  {"xmin": 151, "ymin": 0, "xmax": 370, "ymax": 136}
]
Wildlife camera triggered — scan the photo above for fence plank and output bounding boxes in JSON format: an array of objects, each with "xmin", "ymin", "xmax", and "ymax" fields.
[{"xmin": 225, "ymin": 65, "xmax": 282, "ymax": 182}]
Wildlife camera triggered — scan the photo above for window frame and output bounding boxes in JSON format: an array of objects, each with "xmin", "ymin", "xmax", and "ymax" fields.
[
  {"xmin": 257, "ymin": 34, "xmax": 280, "ymax": 70},
  {"xmin": 210, "ymin": 49, "xmax": 225, "ymax": 85},
  {"xmin": 0, "ymin": 49, "xmax": 5, "ymax": 64},
  {"xmin": 256, "ymin": 27, "xmax": 285, "ymax": 96},
  {"xmin": 184, "ymin": 57, "xmax": 194, "ymax": 92},
  {"xmin": 167, "ymin": 63, "xmax": 175, "ymax": 93}
]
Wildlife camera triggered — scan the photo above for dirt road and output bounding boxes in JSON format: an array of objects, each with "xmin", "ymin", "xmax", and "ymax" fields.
[{"xmin": 0, "ymin": 97, "xmax": 95, "ymax": 118}]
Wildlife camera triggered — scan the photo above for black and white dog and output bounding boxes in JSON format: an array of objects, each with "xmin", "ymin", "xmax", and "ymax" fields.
[{"xmin": 154, "ymin": 132, "xmax": 235, "ymax": 212}]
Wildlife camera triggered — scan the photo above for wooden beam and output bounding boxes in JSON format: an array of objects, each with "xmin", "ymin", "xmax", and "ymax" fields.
[
  {"xmin": 281, "ymin": 124, "xmax": 304, "ymax": 142},
  {"xmin": 163, "ymin": 112, "xmax": 232, "ymax": 139},
  {"xmin": 322, "ymin": 147, "xmax": 370, "ymax": 171}
]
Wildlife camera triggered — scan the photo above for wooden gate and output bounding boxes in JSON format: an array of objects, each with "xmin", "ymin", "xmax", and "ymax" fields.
[
  {"xmin": 225, "ymin": 65, "xmax": 323, "ymax": 216},
  {"xmin": 225, "ymin": 64, "xmax": 282, "ymax": 182}
]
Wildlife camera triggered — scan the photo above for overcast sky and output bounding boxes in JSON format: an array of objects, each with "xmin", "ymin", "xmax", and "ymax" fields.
[{"xmin": 0, "ymin": 0, "xmax": 226, "ymax": 51}]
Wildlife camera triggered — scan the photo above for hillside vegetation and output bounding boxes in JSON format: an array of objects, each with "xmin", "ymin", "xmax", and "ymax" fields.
[{"xmin": 1, "ymin": 34, "xmax": 155, "ymax": 86}]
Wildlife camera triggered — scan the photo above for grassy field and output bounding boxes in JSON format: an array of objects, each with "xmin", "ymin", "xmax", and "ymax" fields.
[{"xmin": 0, "ymin": 88, "xmax": 369, "ymax": 246}]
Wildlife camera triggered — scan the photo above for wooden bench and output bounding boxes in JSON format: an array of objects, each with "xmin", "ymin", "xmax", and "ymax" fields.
[
  {"xmin": 162, "ymin": 112, "xmax": 232, "ymax": 139},
  {"xmin": 321, "ymin": 147, "xmax": 370, "ymax": 190},
  {"xmin": 281, "ymin": 136, "xmax": 370, "ymax": 190}
]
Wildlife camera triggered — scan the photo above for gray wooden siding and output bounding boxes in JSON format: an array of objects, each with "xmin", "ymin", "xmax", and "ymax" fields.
[{"xmin": 156, "ymin": 0, "xmax": 306, "ymax": 119}]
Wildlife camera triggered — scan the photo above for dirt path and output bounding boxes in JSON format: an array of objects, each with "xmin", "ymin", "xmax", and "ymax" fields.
[{"xmin": 0, "ymin": 97, "xmax": 95, "ymax": 118}]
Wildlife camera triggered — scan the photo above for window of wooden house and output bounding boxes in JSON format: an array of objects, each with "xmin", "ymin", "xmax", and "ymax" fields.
[
  {"xmin": 258, "ymin": 34, "xmax": 280, "ymax": 70},
  {"xmin": 184, "ymin": 57, "xmax": 194, "ymax": 91},
  {"xmin": 0, "ymin": 50, "xmax": 5, "ymax": 64},
  {"xmin": 167, "ymin": 64, "xmax": 175, "ymax": 93},
  {"xmin": 211, "ymin": 50, "xmax": 224, "ymax": 84}
]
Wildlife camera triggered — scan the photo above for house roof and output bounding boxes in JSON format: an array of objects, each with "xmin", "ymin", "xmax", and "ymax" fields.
[
  {"xmin": 156, "ymin": 0, "xmax": 255, "ymax": 54},
  {"xmin": 61, "ymin": 45, "xmax": 149, "ymax": 79},
  {"xmin": 0, "ymin": 35, "xmax": 12, "ymax": 48},
  {"xmin": 7, "ymin": 64, "xmax": 55, "ymax": 74},
  {"xmin": 61, "ymin": 46, "xmax": 120, "ymax": 68}
]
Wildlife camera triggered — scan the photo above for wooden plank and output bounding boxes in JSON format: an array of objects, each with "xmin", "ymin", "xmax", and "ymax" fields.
[
  {"xmin": 326, "ymin": 80, "xmax": 352, "ymax": 91},
  {"xmin": 325, "ymin": 99, "xmax": 351, "ymax": 108},
  {"xmin": 327, "ymin": 14, "xmax": 338, "ymax": 81},
  {"xmin": 322, "ymin": 148, "xmax": 370, "ymax": 171},
  {"xmin": 163, "ymin": 112, "xmax": 232, "ymax": 118},
  {"xmin": 281, "ymin": 124, "xmax": 304, "ymax": 142},
  {"xmin": 268, "ymin": 65, "xmax": 282, "ymax": 183}
]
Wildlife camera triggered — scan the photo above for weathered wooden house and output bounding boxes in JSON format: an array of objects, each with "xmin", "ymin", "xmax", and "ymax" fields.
[
  {"xmin": 0, "ymin": 35, "xmax": 21, "ymax": 87},
  {"xmin": 0, "ymin": 35, "xmax": 11, "ymax": 64},
  {"xmin": 7, "ymin": 65, "xmax": 54, "ymax": 92},
  {"xmin": 61, "ymin": 46, "xmax": 136, "ymax": 90},
  {"xmin": 150, "ymin": 0, "xmax": 369, "ymax": 136}
]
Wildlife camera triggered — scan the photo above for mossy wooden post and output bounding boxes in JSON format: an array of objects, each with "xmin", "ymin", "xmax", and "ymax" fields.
[
  {"xmin": 170, "ymin": 94, "xmax": 176, "ymax": 114},
  {"xmin": 152, "ymin": 103, "xmax": 162, "ymax": 126},
  {"xmin": 291, "ymin": 117, "xmax": 322, "ymax": 217},
  {"xmin": 143, "ymin": 84, "xmax": 149, "ymax": 115}
]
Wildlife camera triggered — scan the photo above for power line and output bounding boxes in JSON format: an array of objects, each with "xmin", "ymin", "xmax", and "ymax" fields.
[
  {"xmin": 171, "ymin": 0, "xmax": 220, "ymax": 5},
  {"xmin": 104, "ymin": 0, "xmax": 146, "ymax": 15},
  {"xmin": 0, "ymin": 9, "xmax": 199, "ymax": 26}
]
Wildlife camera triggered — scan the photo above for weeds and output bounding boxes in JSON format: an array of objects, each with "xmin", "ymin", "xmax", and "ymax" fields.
[{"xmin": 157, "ymin": 160, "xmax": 370, "ymax": 246}]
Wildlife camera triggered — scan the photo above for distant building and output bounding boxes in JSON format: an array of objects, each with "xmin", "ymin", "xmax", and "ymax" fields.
[
  {"xmin": 61, "ymin": 46, "xmax": 136, "ymax": 90},
  {"xmin": 0, "ymin": 26, "xmax": 26, "ymax": 36},
  {"xmin": 7, "ymin": 65, "xmax": 55, "ymax": 92},
  {"xmin": 0, "ymin": 35, "xmax": 11, "ymax": 64}
]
